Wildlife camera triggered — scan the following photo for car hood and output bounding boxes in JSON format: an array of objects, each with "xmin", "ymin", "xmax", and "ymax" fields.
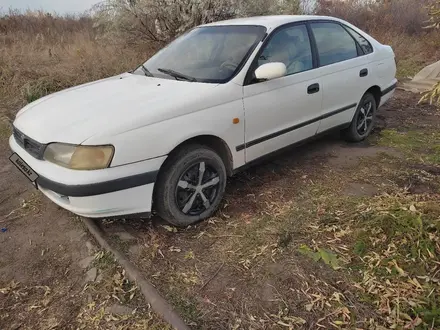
[{"xmin": 14, "ymin": 73, "xmax": 219, "ymax": 144}]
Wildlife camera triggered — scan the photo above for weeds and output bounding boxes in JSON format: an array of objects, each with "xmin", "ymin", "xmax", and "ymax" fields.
[
  {"xmin": 396, "ymin": 57, "xmax": 426, "ymax": 79},
  {"xmin": 166, "ymin": 292, "xmax": 200, "ymax": 326},
  {"xmin": 300, "ymin": 191, "xmax": 440, "ymax": 328},
  {"xmin": 0, "ymin": 16, "xmax": 149, "ymax": 112},
  {"xmin": 379, "ymin": 129, "xmax": 440, "ymax": 164},
  {"xmin": 22, "ymin": 78, "xmax": 63, "ymax": 103},
  {"xmin": 93, "ymin": 250, "xmax": 116, "ymax": 270},
  {"xmin": 109, "ymin": 235, "xmax": 132, "ymax": 255}
]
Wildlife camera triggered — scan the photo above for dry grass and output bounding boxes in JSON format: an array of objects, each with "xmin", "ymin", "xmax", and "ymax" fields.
[
  {"xmin": 316, "ymin": 0, "xmax": 440, "ymax": 79},
  {"xmin": 377, "ymin": 31, "xmax": 440, "ymax": 79},
  {"xmin": 317, "ymin": 0, "xmax": 433, "ymax": 35},
  {"xmin": 294, "ymin": 191, "xmax": 440, "ymax": 329},
  {"xmin": 1, "ymin": 8, "xmax": 439, "ymax": 121},
  {"xmin": 76, "ymin": 253, "xmax": 170, "ymax": 330},
  {"xmin": 0, "ymin": 32, "xmax": 145, "ymax": 113},
  {"xmin": 0, "ymin": 12, "xmax": 155, "ymax": 117}
]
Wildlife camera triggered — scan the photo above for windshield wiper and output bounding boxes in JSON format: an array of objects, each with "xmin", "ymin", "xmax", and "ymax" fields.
[
  {"xmin": 141, "ymin": 64, "xmax": 154, "ymax": 77},
  {"xmin": 157, "ymin": 68, "xmax": 197, "ymax": 82}
]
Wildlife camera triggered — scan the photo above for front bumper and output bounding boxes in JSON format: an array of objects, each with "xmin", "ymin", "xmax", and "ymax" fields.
[
  {"xmin": 9, "ymin": 135, "xmax": 166, "ymax": 218},
  {"xmin": 39, "ymin": 183, "xmax": 155, "ymax": 218}
]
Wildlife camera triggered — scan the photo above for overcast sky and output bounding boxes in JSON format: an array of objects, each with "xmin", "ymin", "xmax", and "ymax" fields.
[{"xmin": 0, "ymin": 0, "xmax": 100, "ymax": 14}]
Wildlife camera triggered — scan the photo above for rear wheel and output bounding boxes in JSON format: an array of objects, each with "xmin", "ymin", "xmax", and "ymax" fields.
[
  {"xmin": 155, "ymin": 144, "xmax": 227, "ymax": 227},
  {"xmin": 343, "ymin": 93, "xmax": 377, "ymax": 142}
]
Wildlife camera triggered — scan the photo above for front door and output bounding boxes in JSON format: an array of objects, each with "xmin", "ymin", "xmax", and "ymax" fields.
[{"xmin": 242, "ymin": 23, "xmax": 323, "ymax": 163}]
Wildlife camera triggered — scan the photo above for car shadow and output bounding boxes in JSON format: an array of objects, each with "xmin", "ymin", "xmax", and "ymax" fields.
[
  {"xmin": 227, "ymin": 130, "xmax": 371, "ymax": 188},
  {"xmin": 106, "ymin": 130, "xmax": 375, "ymax": 234}
]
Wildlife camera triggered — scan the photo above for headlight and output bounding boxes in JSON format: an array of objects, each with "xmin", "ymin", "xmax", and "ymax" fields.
[{"xmin": 44, "ymin": 143, "xmax": 114, "ymax": 170}]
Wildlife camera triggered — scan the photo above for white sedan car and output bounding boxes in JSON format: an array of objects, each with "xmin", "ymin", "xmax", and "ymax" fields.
[{"xmin": 9, "ymin": 15, "xmax": 397, "ymax": 226}]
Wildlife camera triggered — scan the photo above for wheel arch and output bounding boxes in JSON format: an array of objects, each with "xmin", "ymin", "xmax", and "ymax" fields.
[
  {"xmin": 165, "ymin": 135, "xmax": 234, "ymax": 176},
  {"xmin": 152, "ymin": 134, "xmax": 233, "ymax": 213},
  {"xmin": 365, "ymin": 85, "xmax": 381, "ymax": 107}
]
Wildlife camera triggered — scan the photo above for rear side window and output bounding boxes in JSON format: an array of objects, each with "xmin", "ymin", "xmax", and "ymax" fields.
[
  {"xmin": 311, "ymin": 22, "xmax": 358, "ymax": 66},
  {"xmin": 344, "ymin": 26, "xmax": 374, "ymax": 54}
]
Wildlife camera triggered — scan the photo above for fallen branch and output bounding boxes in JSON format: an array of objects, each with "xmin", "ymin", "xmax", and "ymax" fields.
[
  {"xmin": 209, "ymin": 234, "xmax": 244, "ymax": 239},
  {"xmin": 198, "ymin": 262, "xmax": 225, "ymax": 292}
]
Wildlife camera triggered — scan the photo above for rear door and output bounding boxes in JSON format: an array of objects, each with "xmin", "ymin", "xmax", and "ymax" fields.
[
  {"xmin": 309, "ymin": 21, "xmax": 375, "ymax": 133},
  {"xmin": 242, "ymin": 23, "xmax": 323, "ymax": 163}
]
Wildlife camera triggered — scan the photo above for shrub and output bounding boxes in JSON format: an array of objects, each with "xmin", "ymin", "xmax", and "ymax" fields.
[
  {"xmin": 420, "ymin": 0, "xmax": 440, "ymax": 106},
  {"xmin": 93, "ymin": 0, "xmax": 307, "ymax": 44},
  {"xmin": 93, "ymin": 0, "xmax": 238, "ymax": 44},
  {"xmin": 316, "ymin": 0, "xmax": 432, "ymax": 35},
  {"xmin": 0, "ymin": 9, "xmax": 94, "ymax": 42}
]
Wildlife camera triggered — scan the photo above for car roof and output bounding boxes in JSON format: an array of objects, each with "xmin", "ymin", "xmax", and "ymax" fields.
[{"xmin": 201, "ymin": 15, "xmax": 339, "ymax": 30}]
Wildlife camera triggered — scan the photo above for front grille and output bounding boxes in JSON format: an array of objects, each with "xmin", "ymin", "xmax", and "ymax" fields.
[{"xmin": 13, "ymin": 127, "xmax": 46, "ymax": 159}]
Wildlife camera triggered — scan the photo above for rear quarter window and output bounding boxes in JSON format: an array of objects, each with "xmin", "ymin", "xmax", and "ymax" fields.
[{"xmin": 344, "ymin": 26, "xmax": 374, "ymax": 54}]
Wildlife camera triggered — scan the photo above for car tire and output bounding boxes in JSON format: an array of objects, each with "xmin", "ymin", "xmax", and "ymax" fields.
[
  {"xmin": 342, "ymin": 93, "xmax": 377, "ymax": 142},
  {"xmin": 155, "ymin": 144, "xmax": 227, "ymax": 227}
]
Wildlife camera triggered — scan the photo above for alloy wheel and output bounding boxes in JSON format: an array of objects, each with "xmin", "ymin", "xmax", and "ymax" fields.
[
  {"xmin": 356, "ymin": 100, "xmax": 374, "ymax": 135},
  {"xmin": 175, "ymin": 161, "xmax": 220, "ymax": 216}
]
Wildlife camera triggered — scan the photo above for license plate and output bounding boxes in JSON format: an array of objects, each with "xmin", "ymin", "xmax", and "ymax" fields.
[{"xmin": 9, "ymin": 153, "xmax": 39, "ymax": 182}]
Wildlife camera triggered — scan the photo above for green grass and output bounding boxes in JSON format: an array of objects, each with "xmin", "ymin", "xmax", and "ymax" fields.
[
  {"xmin": 353, "ymin": 240, "xmax": 367, "ymax": 256},
  {"xmin": 278, "ymin": 230, "xmax": 293, "ymax": 248},
  {"xmin": 379, "ymin": 129, "xmax": 440, "ymax": 164},
  {"xmin": 167, "ymin": 292, "xmax": 201, "ymax": 328},
  {"xmin": 414, "ymin": 305, "xmax": 440, "ymax": 328},
  {"xmin": 357, "ymin": 207, "xmax": 437, "ymax": 261},
  {"xmin": 430, "ymin": 144, "xmax": 440, "ymax": 164},
  {"xmin": 93, "ymin": 250, "xmax": 117, "ymax": 270},
  {"xmin": 347, "ymin": 197, "xmax": 440, "ymax": 326}
]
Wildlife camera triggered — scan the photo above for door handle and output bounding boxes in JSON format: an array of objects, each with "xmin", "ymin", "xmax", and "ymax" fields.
[
  {"xmin": 307, "ymin": 83, "xmax": 320, "ymax": 94},
  {"xmin": 360, "ymin": 68, "xmax": 368, "ymax": 77}
]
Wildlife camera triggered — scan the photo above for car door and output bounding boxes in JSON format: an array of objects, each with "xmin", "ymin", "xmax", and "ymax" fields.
[
  {"xmin": 309, "ymin": 21, "xmax": 375, "ymax": 133},
  {"xmin": 242, "ymin": 23, "xmax": 323, "ymax": 163}
]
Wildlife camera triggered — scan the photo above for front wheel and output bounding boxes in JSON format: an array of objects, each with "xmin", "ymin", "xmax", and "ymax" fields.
[
  {"xmin": 342, "ymin": 93, "xmax": 377, "ymax": 142},
  {"xmin": 155, "ymin": 144, "xmax": 227, "ymax": 227}
]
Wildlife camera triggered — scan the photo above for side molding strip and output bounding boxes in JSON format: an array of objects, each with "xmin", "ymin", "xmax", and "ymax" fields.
[{"xmin": 236, "ymin": 103, "xmax": 357, "ymax": 151}]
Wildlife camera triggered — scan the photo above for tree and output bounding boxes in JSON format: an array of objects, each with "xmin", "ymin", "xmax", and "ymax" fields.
[
  {"xmin": 93, "ymin": 0, "xmax": 238, "ymax": 43},
  {"xmin": 93, "ymin": 0, "xmax": 305, "ymax": 44}
]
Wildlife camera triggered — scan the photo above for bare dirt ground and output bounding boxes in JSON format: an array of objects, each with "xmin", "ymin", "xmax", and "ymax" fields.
[
  {"xmin": 1, "ymin": 90, "xmax": 439, "ymax": 329},
  {"xmin": 0, "ymin": 131, "xmax": 168, "ymax": 327}
]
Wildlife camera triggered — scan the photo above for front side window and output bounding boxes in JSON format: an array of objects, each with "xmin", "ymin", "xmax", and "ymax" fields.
[
  {"xmin": 136, "ymin": 25, "xmax": 266, "ymax": 83},
  {"xmin": 311, "ymin": 22, "xmax": 358, "ymax": 66},
  {"xmin": 344, "ymin": 26, "xmax": 374, "ymax": 54},
  {"xmin": 258, "ymin": 24, "xmax": 313, "ymax": 76}
]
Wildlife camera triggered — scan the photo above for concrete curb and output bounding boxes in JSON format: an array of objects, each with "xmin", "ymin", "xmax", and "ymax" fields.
[{"xmin": 82, "ymin": 218, "xmax": 190, "ymax": 330}]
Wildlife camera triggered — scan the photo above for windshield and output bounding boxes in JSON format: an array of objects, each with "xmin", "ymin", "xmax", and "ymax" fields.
[{"xmin": 135, "ymin": 25, "xmax": 267, "ymax": 83}]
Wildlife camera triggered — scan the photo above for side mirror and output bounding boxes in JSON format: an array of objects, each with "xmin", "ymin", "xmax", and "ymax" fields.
[{"xmin": 254, "ymin": 62, "xmax": 287, "ymax": 81}]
